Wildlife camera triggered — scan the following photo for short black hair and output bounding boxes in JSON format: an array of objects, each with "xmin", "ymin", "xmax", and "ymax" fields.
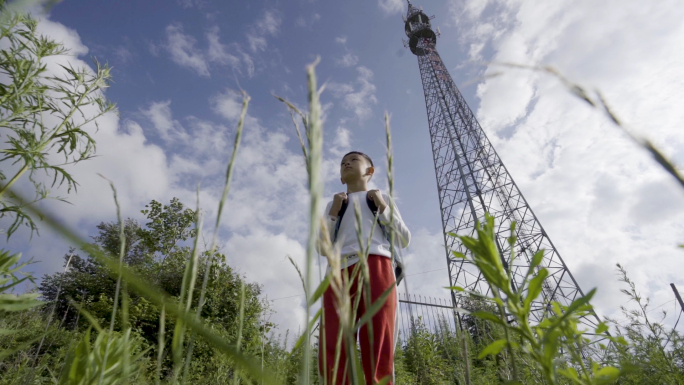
[{"xmin": 341, "ymin": 151, "xmax": 373, "ymax": 167}]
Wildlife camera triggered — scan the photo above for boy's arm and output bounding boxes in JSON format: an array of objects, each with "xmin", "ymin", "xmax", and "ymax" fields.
[
  {"xmin": 317, "ymin": 200, "xmax": 336, "ymax": 256},
  {"xmin": 379, "ymin": 193, "xmax": 411, "ymax": 249}
]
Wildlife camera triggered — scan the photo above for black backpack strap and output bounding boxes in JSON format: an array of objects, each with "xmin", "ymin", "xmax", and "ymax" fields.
[
  {"xmin": 332, "ymin": 199, "xmax": 348, "ymax": 243},
  {"xmin": 366, "ymin": 194, "xmax": 404, "ymax": 286},
  {"xmin": 366, "ymin": 195, "xmax": 387, "ymax": 239}
]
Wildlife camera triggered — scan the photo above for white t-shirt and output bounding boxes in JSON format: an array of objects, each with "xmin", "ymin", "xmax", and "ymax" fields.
[{"xmin": 321, "ymin": 191, "xmax": 411, "ymax": 269}]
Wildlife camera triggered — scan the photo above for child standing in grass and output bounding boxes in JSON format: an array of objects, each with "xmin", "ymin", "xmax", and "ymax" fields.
[{"xmin": 319, "ymin": 151, "xmax": 411, "ymax": 385}]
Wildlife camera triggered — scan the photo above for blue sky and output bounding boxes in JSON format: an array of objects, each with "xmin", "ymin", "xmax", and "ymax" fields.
[
  {"xmin": 5, "ymin": 0, "xmax": 684, "ymax": 335},
  {"xmin": 47, "ymin": 0, "xmax": 467, "ymax": 232}
]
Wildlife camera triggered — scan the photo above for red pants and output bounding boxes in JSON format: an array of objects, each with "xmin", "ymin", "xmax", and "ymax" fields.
[{"xmin": 319, "ymin": 254, "xmax": 396, "ymax": 385}]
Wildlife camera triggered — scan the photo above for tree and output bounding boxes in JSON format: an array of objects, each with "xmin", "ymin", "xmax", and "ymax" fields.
[
  {"xmin": 37, "ymin": 198, "xmax": 271, "ymax": 380},
  {"xmin": 0, "ymin": 1, "xmax": 115, "ymax": 239}
]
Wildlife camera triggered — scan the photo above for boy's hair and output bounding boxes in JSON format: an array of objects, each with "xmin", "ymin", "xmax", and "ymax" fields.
[
  {"xmin": 342, "ymin": 151, "xmax": 374, "ymax": 181},
  {"xmin": 342, "ymin": 151, "xmax": 374, "ymax": 167}
]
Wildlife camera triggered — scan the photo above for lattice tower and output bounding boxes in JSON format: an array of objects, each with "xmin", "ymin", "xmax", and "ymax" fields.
[{"xmin": 402, "ymin": 1, "xmax": 603, "ymax": 338}]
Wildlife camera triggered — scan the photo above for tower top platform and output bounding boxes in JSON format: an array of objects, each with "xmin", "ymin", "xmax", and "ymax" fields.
[{"xmin": 404, "ymin": 2, "xmax": 436, "ymax": 56}]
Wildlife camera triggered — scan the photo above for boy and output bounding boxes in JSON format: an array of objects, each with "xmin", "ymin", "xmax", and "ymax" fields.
[{"xmin": 319, "ymin": 151, "xmax": 411, "ymax": 385}]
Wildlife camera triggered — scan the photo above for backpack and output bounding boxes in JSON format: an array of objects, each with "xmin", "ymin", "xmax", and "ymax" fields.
[{"xmin": 332, "ymin": 194, "xmax": 405, "ymax": 286}]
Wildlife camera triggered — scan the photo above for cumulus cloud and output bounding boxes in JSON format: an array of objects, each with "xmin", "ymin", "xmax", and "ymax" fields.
[
  {"xmin": 336, "ymin": 52, "xmax": 359, "ymax": 68},
  {"xmin": 295, "ymin": 13, "xmax": 320, "ymax": 29},
  {"xmin": 141, "ymin": 101, "xmax": 186, "ymax": 143},
  {"xmin": 247, "ymin": 9, "xmax": 282, "ymax": 52},
  {"xmin": 448, "ymin": 0, "xmax": 684, "ymax": 325},
  {"xmin": 327, "ymin": 66, "xmax": 378, "ymax": 121},
  {"xmin": 176, "ymin": 0, "xmax": 206, "ymax": 8},
  {"xmin": 378, "ymin": 0, "xmax": 405, "ymax": 15},
  {"xmin": 160, "ymin": 8, "xmax": 280, "ymax": 77},
  {"xmin": 256, "ymin": 10, "xmax": 282, "ymax": 36},
  {"xmin": 164, "ymin": 23, "xmax": 210, "ymax": 77},
  {"xmin": 161, "ymin": 23, "xmax": 256, "ymax": 77},
  {"xmin": 9, "ymin": 14, "xmax": 331, "ymax": 335},
  {"xmin": 329, "ymin": 127, "xmax": 352, "ymax": 158},
  {"xmin": 211, "ymin": 89, "xmax": 247, "ymax": 122},
  {"xmin": 113, "ymin": 46, "xmax": 133, "ymax": 64},
  {"xmin": 206, "ymin": 26, "xmax": 240, "ymax": 68}
]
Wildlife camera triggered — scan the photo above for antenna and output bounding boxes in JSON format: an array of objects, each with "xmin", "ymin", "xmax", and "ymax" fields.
[{"xmin": 436, "ymin": 27, "xmax": 441, "ymax": 36}]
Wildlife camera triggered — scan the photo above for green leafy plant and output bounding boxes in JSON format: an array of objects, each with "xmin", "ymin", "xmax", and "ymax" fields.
[
  {"xmin": 0, "ymin": 249, "xmax": 42, "ymax": 314},
  {"xmin": 0, "ymin": 249, "xmax": 44, "ymax": 361},
  {"xmin": 449, "ymin": 216, "xmax": 626, "ymax": 384},
  {"xmin": 58, "ymin": 327, "xmax": 148, "ymax": 385},
  {"xmin": 604, "ymin": 264, "xmax": 684, "ymax": 384},
  {"xmin": 0, "ymin": 1, "xmax": 115, "ymax": 238}
]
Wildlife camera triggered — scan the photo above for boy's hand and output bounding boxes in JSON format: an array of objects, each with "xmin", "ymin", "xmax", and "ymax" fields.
[
  {"xmin": 367, "ymin": 189, "xmax": 388, "ymax": 213},
  {"xmin": 329, "ymin": 192, "xmax": 348, "ymax": 217}
]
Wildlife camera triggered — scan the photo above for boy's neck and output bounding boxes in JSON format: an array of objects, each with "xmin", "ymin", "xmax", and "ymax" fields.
[{"xmin": 346, "ymin": 180, "xmax": 369, "ymax": 194}]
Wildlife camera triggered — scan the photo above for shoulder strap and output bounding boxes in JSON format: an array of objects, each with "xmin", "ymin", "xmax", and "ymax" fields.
[
  {"xmin": 366, "ymin": 194, "xmax": 378, "ymax": 216},
  {"xmin": 332, "ymin": 199, "xmax": 348, "ymax": 243},
  {"xmin": 368, "ymin": 195, "xmax": 404, "ymax": 285},
  {"xmin": 333, "ymin": 194, "xmax": 390, "ymax": 243},
  {"xmin": 366, "ymin": 195, "xmax": 389, "ymax": 241}
]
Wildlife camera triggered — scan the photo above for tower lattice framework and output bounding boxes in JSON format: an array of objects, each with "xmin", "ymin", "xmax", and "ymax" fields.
[{"xmin": 403, "ymin": 2, "xmax": 602, "ymax": 335}]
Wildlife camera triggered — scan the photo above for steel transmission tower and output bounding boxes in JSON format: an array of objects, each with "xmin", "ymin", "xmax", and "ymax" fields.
[{"xmin": 403, "ymin": 1, "xmax": 602, "ymax": 334}]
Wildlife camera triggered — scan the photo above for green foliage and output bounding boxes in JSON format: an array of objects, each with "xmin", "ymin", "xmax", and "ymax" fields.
[
  {"xmin": 139, "ymin": 198, "xmax": 197, "ymax": 261},
  {"xmin": 603, "ymin": 264, "xmax": 684, "ymax": 384},
  {"xmin": 398, "ymin": 319, "xmax": 460, "ymax": 384},
  {"xmin": 0, "ymin": 249, "xmax": 44, "ymax": 368},
  {"xmin": 0, "ymin": 249, "xmax": 43, "ymax": 315},
  {"xmin": 0, "ymin": 309, "xmax": 77, "ymax": 384},
  {"xmin": 35, "ymin": 199, "xmax": 269, "ymax": 381},
  {"xmin": 450, "ymin": 215, "xmax": 625, "ymax": 384},
  {"xmin": 58, "ymin": 328, "xmax": 148, "ymax": 385},
  {"xmin": 0, "ymin": 1, "xmax": 115, "ymax": 239}
]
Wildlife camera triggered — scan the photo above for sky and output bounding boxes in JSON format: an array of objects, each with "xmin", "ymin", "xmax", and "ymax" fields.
[{"xmin": 4, "ymin": 0, "xmax": 684, "ymax": 337}]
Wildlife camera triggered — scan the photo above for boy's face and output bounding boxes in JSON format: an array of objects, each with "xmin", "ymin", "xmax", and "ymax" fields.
[{"xmin": 340, "ymin": 153, "xmax": 373, "ymax": 184}]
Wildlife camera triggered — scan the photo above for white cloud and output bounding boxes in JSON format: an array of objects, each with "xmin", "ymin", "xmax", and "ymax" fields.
[
  {"xmin": 210, "ymin": 89, "xmax": 246, "ymax": 122},
  {"xmin": 10, "ymin": 7, "xmax": 384, "ymax": 338},
  {"xmin": 34, "ymin": 18, "xmax": 87, "ymax": 56},
  {"xmin": 9, "ymin": 44, "xmax": 315, "ymax": 334},
  {"xmin": 327, "ymin": 66, "xmax": 378, "ymax": 121},
  {"xmin": 246, "ymin": 9, "xmax": 282, "ymax": 52},
  {"xmin": 113, "ymin": 46, "xmax": 133, "ymax": 64},
  {"xmin": 256, "ymin": 10, "xmax": 282, "ymax": 36},
  {"xmin": 449, "ymin": 0, "xmax": 684, "ymax": 326},
  {"xmin": 206, "ymin": 26, "xmax": 240, "ymax": 68},
  {"xmin": 247, "ymin": 34, "xmax": 267, "ymax": 52},
  {"xmin": 335, "ymin": 127, "xmax": 351, "ymax": 149},
  {"xmin": 330, "ymin": 126, "xmax": 352, "ymax": 157},
  {"xmin": 223, "ymin": 231, "xmax": 310, "ymax": 334},
  {"xmin": 148, "ymin": 42, "xmax": 160, "ymax": 57},
  {"xmin": 295, "ymin": 13, "xmax": 321, "ymax": 29},
  {"xmin": 336, "ymin": 52, "xmax": 359, "ymax": 68},
  {"xmin": 176, "ymin": 0, "xmax": 205, "ymax": 8},
  {"xmin": 140, "ymin": 100, "xmax": 188, "ymax": 143},
  {"xmin": 161, "ymin": 24, "xmax": 254, "ymax": 77},
  {"xmin": 378, "ymin": 0, "xmax": 405, "ymax": 15},
  {"xmin": 164, "ymin": 23, "xmax": 210, "ymax": 77},
  {"xmin": 400, "ymin": 228, "xmax": 451, "ymax": 300},
  {"xmin": 335, "ymin": 36, "xmax": 347, "ymax": 44}
]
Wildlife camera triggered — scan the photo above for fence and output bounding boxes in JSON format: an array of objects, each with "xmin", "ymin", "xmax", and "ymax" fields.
[{"xmin": 396, "ymin": 293, "xmax": 458, "ymax": 343}]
